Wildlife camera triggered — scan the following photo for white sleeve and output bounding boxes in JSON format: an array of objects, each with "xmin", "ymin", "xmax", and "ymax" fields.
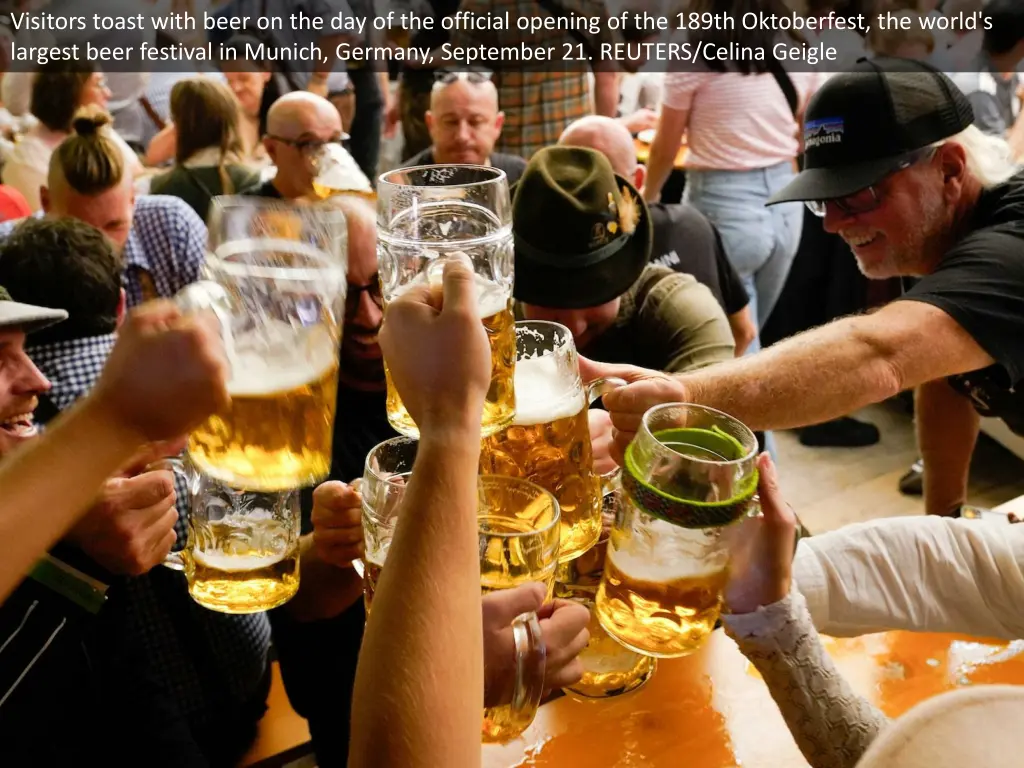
[{"xmin": 794, "ymin": 516, "xmax": 1024, "ymax": 640}]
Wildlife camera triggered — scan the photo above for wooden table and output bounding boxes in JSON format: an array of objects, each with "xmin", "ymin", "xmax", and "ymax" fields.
[{"xmin": 483, "ymin": 629, "xmax": 1024, "ymax": 767}]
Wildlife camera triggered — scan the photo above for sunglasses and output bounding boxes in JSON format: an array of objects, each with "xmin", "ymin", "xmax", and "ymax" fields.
[
  {"xmin": 266, "ymin": 134, "xmax": 349, "ymax": 155},
  {"xmin": 346, "ymin": 274, "xmax": 383, "ymax": 314},
  {"xmin": 805, "ymin": 147, "xmax": 936, "ymax": 218},
  {"xmin": 434, "ymin": 68, "xmax": 493, "ymax": 85}
]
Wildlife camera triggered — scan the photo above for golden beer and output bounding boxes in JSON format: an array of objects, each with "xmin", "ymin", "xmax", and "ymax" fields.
[
  {"xmin": 184, "ymin": 519, "xmax": 300, "ymax": 614},
  {"xmin": 188, "ymin": 351, "xmax": 340, "ymax": 492},
  {"xmin": 481, "ymin": 352, "xmax": 602, "ymax": 563},
  {"xmin": 596, "ymin": 549, "xmax": 729, "ymax": 658},
  {"xmin": 384, "ymin": 273, "xmax": 516, "ymax": 439},
  {"xmin": 566, "ymin": 604, "xmax": 657, "ymax": 698}
]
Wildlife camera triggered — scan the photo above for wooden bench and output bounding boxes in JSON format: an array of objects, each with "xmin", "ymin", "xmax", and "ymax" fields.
[{"xmin": 238, "ymin": 661, "xmax": 314, "ymax": 768}]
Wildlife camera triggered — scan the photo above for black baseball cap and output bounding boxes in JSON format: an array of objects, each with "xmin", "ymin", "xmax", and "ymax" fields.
[{"xmin": 766, "ymin": 58, "xmax": 975, "ymax": 206}]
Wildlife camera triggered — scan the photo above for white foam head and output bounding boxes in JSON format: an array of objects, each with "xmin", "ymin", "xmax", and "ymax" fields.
[
  {"xmin": 608, "ymin": 521, "xmax": 728, "ymax": 582},
  {"xmin": 512, "ymin": 354, "xmax": 585, "ymax": 426},
  {"xmin": 193, "ymin": 549, "xmax": 287, "ymax": 572},
  {"xmin": 228, "ymin": 322, "xmax": 338, "ymax": 396}
]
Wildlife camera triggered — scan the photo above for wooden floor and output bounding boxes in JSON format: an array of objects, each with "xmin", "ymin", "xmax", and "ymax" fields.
[{"xmin": 775, "ymin": 399, "xmax": 1024, "ymax": 534}]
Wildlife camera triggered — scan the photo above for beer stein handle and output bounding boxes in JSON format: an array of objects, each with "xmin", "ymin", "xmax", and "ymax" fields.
[
  {"xmin": 148, "ymin": 456, "xmax": 190, "ymax": 572},
  {"xmin": 506, "ymin": 610, "xmax": 546, "ymax": 729},
  {"xmin": 174, "ymin": 280, "xmax": 237, "ymax": 375},
  {"xmin": 585, "ymin": 376, "xmax": 628, "ymax": 406}
]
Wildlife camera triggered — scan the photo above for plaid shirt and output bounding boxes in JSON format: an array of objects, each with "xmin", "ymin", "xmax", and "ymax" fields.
[
  {"xmin": 450, "ymin": 0, "xmax": 613, "ymax": 160},
  {"xmin": 0, "ymin": 195, "xmax": 207, "ymax": 308},
  {"xmin": 27, "ymin": 335, "xmax": 272, "ymax": 731}
]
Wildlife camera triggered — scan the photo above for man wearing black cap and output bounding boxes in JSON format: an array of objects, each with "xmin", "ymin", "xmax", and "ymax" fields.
[
  {"xmin": 588, "ymin": 58, "xmax": 1024, "ymax": 519},
  {"xmin": 513, "ymin": 146, "xmax": 735, "ymax": 375}
]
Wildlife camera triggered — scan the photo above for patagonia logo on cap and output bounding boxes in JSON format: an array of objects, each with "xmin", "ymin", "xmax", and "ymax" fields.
[{"xmin": 804, "ymin": 118, "xmax": 845, "ymax": 149}]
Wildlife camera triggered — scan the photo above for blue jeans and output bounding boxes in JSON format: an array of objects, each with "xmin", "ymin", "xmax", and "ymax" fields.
[{"xmin": 684, "ymin": 162, "xmax": 804, "ymax": 458}]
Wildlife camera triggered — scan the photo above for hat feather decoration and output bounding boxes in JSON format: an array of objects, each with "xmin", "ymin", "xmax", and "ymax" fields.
[{"xmin": 618, "ymin": 186, "xmax": 640, "ymax": 236}]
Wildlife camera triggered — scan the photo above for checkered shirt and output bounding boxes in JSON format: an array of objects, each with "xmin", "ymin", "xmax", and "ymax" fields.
[
  {"xmin": 449, "ymin": 0, "xmax": 613, "ymax": 160},
  {"xmin": 27, "ymin": 335, "xmax": 272, "ymax": 729},
  {"xmin": 0, "ymin": 195, "xmax": 207, "ymax": 308}
]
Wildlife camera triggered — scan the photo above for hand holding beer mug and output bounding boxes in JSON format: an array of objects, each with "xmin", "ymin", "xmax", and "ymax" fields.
[
  {"xmin": 481, "ymin": 320, "xmax": 625, "ymax": 563},
  {"xmin": 595, "ymin": 403, "xmax": 759, "ymax": 658},
  {"xmin": 177, "ymin": 197, "xmax": 347, "ymax": 492},
  {"xmin": 161, "ymin": 458, "xmax": 302, "ymax": 614},
  {"xmin": 360, "ymin": 436, "xmax": 561, "ymax": 743},
  {"xmin": 376, "ymin": 165, "xmax": 516, "ymax": 438}
]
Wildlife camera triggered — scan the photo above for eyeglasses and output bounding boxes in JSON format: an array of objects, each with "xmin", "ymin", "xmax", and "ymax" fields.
[
  {"xmin": 434, "ymin": 68, "xmax": 492, "ymax": 85},
  {"xmin": 265, "ymin": 134, "xmax": 349, "ymax": 155},
  {"xmin": 346, "ymin": 274, "xmax": 383, "ymax": 314},
  {"xmin": 805, "ymin": 147, "xmax": 936, "ymax": 218}
]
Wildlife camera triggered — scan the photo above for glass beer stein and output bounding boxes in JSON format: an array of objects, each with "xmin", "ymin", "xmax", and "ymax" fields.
[
  {"xmin": 556, "ymin": 484, "xmax": 656, "ymax": 700},
  {"xmin": 162, "ymin": 458, "xmax": 302, "ymax": 614},
  {"xmin": 480, "ymin": 320, "xmax": 624, "ymax": 563},
  {"xmin": 595, "ymin": 404, "xmax": 759, "ymax": 658},
  {"xmin": 179, "ymin": 197, "xmax": 347, "ymax": 492},
  {"xmin": 376, "ymin": 165, "xmax": 515, "ymax": 439},
  {"xmin": 310, "ymin": 139, "xmax": 376, "ymax": 201},
  {"xmin": 360, "ymin": 437, "xmax": 561, "ymax": 744}
]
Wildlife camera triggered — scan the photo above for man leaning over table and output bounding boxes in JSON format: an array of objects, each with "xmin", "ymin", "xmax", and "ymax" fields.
[{"xmin": 586, "ymin": 59, "xmax": 1024, "ymax": 520}]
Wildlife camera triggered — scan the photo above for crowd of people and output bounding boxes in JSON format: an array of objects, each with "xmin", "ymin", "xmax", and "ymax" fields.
[{"xmin": 0, "ymin": 0, "xmax": 1023, "ymax": 766}]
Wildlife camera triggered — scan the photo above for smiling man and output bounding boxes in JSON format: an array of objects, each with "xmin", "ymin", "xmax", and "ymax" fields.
[{"xmin": 589, "ymin": 58, "xmax": 1024, "ymax": 520}]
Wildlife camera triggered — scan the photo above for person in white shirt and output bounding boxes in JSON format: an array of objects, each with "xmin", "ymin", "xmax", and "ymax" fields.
[{"xmin": 2, "ymin": 63, "xmax": 142, "ymax": 211}]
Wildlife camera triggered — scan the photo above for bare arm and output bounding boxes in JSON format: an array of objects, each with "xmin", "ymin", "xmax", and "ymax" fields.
[
  {"xmin": 643, "ymin": 104, "xmax": 687, "ymax": 203},
  {"xmin": 0, "ymin": 398, "xmax": 141, "ymax": 601},
  {"xmin": 681, "ymin": 301, "xmax": 994, "ymax": 431},
  {"xmin": 349, "ymin": 432, "xmax": 483, "ymax": 768},
  {"xmin": 592, "ymin": 69, "xmax": 619, "ymax": 117},
  {"xmin": 728, "ymin": 306, "xmax": 757, "ymax": 357},
  {"xmin": 917, "ymin": 379, "xmax": 979, "ymax": 517},
  {"xmin": 350, "ymin": 261, "xmax": 489, "ymax": 768}
]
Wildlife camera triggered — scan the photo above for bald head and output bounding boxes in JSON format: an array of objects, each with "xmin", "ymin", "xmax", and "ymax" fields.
[
  {"xmin": 426, "ymin": 78, "xmax": 504, "ymax": 165},
  {"xmin": 266, "ymin": 91, "xmax": 341, "ymax": 137},
  {"xmin": 264, "ymin": 91, "xmax": 344, "ymax": 199},
  {"xmin": 559, "ymin": 116, "xmax": 639, "ymax": 180}
]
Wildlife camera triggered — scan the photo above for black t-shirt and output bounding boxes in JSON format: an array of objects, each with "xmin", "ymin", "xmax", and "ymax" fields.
[
  {"xmin": 402, "ymin": 148, "xmax": 528, "ymax": 186},
  {"xmin": 246, "ymin": 179, "xmax": 282, "ymax": 198},
  {"xmin": 901, "ymin": 171, "xmax": 1024, "ymax": 435},
  {"xmin": 648, "ymin": 202, "xmax": 749, "ymax": 316},
  {"xmin": 329, "ymin": 384, "xmax": 397, "ymax": 485}
]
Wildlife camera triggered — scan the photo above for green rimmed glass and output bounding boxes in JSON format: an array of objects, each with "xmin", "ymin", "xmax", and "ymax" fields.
[{"xmin": 596, "ymin": 403, "xmax": 758, "ymax": 658}]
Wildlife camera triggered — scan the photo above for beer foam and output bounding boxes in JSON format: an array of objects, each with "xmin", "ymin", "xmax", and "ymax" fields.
[
  {"xmin": 227, "ymin": 323, "xmax": 338, "ymax": 396},
  {"xmin": 511, "ymin": 354, "xmax": 584, "ymax": 426},
  {"xmin": 607, "ymin": 539, "xmax": 727, "ymax": 583},
  {"xmin": 193, "ymin": 549, "xmax": 288, "ymax": 572},
  {"xmin": 392, "ymin": 270, "xmax": 509, "ymax": 319}
]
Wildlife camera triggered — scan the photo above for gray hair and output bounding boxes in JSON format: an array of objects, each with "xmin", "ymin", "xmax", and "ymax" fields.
[{"xmin": 934, "ymin": 125, "xmax": 1021, "ymax": 189}]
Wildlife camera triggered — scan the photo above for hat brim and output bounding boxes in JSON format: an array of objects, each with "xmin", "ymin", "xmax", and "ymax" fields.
[
  {"xmin": 511, "ymin": 174, "xmax": 653, "ymax": 310},
  {"xmin": 766, "ymin": 151, "xmax": 924, "ymax": 206},
  {"xmin": 0, "ymin": 302, "xmax": 67, "ymax": 334}
]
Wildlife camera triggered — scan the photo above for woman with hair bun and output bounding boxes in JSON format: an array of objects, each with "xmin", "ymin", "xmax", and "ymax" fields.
[{"xmin": 2, "ymin": 61, "xmax": 142, "ymax": 212}]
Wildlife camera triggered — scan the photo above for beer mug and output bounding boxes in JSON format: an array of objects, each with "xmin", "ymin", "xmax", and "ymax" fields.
[
  {"xmin": 360, "ymin": 437, "xmax": 561, "ymax": 744},
  {"xmin": 162, "ymin": 458, "xmax": 302, "ymax": 614},
  {"xmin": 595, "ymin": 404, "xmax": 759, "ymax": 658},
  {"xmin": 556, "ymin": 485, "xmax": 656, "ymax": 700},
  {"xmin": 178, "ymin": 197, "xmax": 347, "ymax": 492},
  {"xmin": 480, "ymin": 320, "xmax": 625, "ymax": 563},
  {"xmin": 376, "ymin": 165, "xmax": 515, "ymax": 439},
  {"xmin": 310, "ymin": 139, "xmax": 375, "ymax": 201}
]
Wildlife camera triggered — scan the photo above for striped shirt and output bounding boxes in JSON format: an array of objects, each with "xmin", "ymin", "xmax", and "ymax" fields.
[{"xmin": 662, "ymin": 71, "xmax": 816, "ymax": 171}]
